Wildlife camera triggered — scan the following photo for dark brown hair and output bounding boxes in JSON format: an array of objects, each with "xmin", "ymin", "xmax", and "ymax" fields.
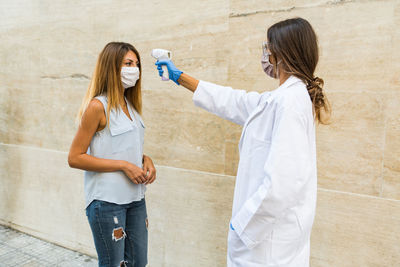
[{"xmin": 267, "ymin": 18, "xmax": 331, "ymax": 124}]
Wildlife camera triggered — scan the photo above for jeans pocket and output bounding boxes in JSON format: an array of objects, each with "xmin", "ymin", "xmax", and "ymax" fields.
[
  {"xmin": 95, "ymin": 200, "xmax": 122, "ymax": 215},
  {"xmin": 86, "ymin": 200, "xmax": 101, "ymax": 222}
]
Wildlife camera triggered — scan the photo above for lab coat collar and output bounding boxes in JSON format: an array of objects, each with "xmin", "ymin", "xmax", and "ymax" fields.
[
  {"xmin": 260, "ymin": 75, "xmax": 304, "ymax": 105},
  {"xmin": 238, "ymin": 76, "xmax": 303, "ymax": 152}
]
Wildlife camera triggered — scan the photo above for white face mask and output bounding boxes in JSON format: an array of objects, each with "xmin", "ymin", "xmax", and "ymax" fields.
[{"xmin": 121, "ymin": 67, "xmax": 140, "ymax": 89}]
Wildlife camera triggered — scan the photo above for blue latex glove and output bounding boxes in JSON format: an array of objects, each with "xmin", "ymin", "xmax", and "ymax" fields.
[{"xmin": 155, "ymin": 59, "xmax": 183, "ymax": 85}]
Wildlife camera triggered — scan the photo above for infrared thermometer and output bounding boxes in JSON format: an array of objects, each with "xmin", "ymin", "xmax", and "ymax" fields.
[{"xmin": 151, "ymin": 49, "xmax": 172, "ymax": 81}]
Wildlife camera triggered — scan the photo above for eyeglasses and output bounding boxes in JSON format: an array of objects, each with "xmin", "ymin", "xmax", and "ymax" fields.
[{"xmin": 262, "ymin": 41, "xmax": 271, "ymax": 56}]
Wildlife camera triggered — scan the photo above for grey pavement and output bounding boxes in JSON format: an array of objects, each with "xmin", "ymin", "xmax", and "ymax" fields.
[{"xmin": 0, "ymin": 224, "xmax": 98, "ymax": 267}]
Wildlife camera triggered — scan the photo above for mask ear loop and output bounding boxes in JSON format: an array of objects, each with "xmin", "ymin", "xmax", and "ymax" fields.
[
  {"xmin": 270, "ymin": 48, "xmax": 281, "ymax": 79},
  {"xmin": 275, "ymin": 60, "xmax": 282, "ymax": 78},
  {"xmin": 266, "ymin": 42, "xmax": 280, "ymax": 79}
]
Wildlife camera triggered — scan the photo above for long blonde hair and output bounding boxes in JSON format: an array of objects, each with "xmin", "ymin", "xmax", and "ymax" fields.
[{"xmin": 77, "ymin": 42, "xmax": 142, "ymax": 125}]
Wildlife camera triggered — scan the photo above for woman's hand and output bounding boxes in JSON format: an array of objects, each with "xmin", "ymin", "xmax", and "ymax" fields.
[
  {"xmin": 155, "ymin": 59, "xmax": 183, "ymax": 85},
  {"xmin": 121, "ymin": 161, "xmax": 147, "ymax": 184},
  {"xmin": 142, "ymin": 155, "xmax": 157, "ymax": 185},
  {"xmin": 154, "ymin": 60, "xmax": 199, "ymax": 92}
]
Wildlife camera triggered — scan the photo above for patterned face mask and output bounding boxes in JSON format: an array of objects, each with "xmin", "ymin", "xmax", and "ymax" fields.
[{"xmin": 261, "ymin": 41, "xmax": 280, "ymax": 79}]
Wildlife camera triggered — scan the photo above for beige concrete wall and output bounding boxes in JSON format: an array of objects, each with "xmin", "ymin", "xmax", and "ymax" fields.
[{"xmin": 1, "ymin": 0, "xmax": 399, "ymax": 266}]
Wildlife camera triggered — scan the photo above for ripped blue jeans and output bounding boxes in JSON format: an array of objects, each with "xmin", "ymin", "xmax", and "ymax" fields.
[{"xmin": 86, "ymin": 198, "xmax": 148, "ymax": 267}]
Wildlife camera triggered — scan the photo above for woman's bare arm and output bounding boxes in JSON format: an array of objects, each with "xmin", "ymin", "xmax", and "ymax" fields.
[
  {"xmin": 177, "ymin": 73, "xmax": 199, "ymax": 93},
  {"xmin": 68, "ymin": 99, "xmax": 146, "ymax": 184},
  {"xmin": 68, "ymin": 99, "xmax": 122, "ymax": 171}
]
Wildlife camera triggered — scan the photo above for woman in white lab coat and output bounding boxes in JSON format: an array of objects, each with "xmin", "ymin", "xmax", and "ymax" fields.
[{"xmin": 155, "ymin": 17, "xmax": 330, "ymax": 267}]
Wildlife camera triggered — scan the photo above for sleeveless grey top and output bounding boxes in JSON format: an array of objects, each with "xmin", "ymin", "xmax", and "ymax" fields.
[{"xmin": 84, "ymin": 95, "xmax": 146, "ymax": 208}]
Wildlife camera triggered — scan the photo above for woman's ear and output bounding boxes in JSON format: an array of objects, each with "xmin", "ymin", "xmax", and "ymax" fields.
[{"xmin": 269, "ymin": 53, "xmax": 276, "ymax": 65}]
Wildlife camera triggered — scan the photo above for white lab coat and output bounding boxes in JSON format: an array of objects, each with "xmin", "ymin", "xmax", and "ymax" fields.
[{"xmin": 193, "ymin": 76, "xmax": 317, "ymax": 267}]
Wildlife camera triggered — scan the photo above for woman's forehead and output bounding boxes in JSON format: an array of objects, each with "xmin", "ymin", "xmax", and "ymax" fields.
[{"xmin": 124, "ymin": 50, "xmax": 138, "ymax": 61}]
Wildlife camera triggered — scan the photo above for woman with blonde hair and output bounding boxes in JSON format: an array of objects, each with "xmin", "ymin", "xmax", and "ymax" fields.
[{"xmin": 69, "ymin": 42, "xmax": 155, "ymax": 267}]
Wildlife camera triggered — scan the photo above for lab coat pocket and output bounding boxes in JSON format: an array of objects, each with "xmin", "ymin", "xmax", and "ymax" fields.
[
  {"xmin": 273, "ymin": 209, "xmax": 303, "ymax": 240},
  {"xmin": 110, "ymin": 124, "xmax": 134, "ymax": 153},
  {"xmin": 267, "ymin": 211, "xmax": 303, "ymax": 265},
  {"xmin": 268, "ymin": 238, "xmax": 301, "ymax": 266},
  {"xmin": 228, "ymin": 228, "xmax": 251, "ymax": 263},
  {"xmin": 248, "ymin": 136, "xmax": 271, "ymax": 181}
]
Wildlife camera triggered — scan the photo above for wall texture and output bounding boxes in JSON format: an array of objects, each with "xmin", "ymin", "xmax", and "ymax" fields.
[{"xmin": 1, "ymin": 0, "xmax": 399, "ymax": 266}]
